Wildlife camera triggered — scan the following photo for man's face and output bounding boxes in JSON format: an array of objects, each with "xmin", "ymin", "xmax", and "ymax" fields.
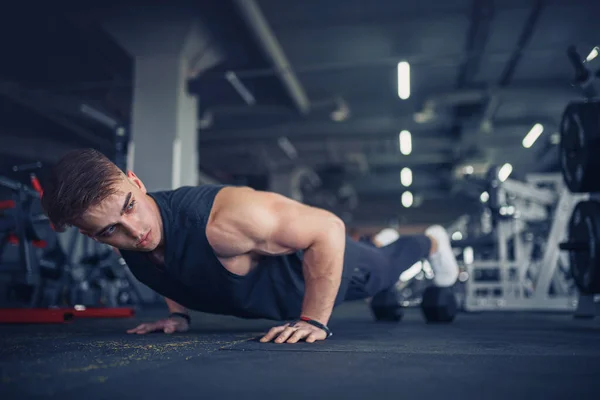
[{"xmin": 76, "ymin": 171, "xmax": 162, "ymax": 252}]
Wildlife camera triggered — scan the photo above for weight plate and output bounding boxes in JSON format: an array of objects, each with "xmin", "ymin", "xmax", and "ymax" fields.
[
  {"xmin": 560, "ymin": 101, "xmax": 600, "ymax": 193},
  {"xmin": 568, "ymin": 200, "xmax": 600, "ymax": 294}
]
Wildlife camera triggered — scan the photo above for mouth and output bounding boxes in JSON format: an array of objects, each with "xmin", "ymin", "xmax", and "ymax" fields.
[{"xmin": 137, "ymin": 230, "xmax": 151, "ymax": 247}]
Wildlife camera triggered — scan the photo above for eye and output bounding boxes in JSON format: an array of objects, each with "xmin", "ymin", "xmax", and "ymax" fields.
[
  {"xmin": 126, "ymin": 200, "xmax": 136, "ymax": 212},
  {"xmin": 101, "ymin": 225, "xmax": 117, "ymax": 237}
]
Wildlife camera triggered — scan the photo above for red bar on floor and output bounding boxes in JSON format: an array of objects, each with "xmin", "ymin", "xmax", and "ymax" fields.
[
  {"xmin": 70, "ymin": 307, "xmax": 135, "ymax": 318},
  {"xmin": 0, "ymin": 309, "xmax": 74, "ymax": 324},
  {"xmin": 0, "ymin": 200, "xmax": 15, "ymax": 209}
]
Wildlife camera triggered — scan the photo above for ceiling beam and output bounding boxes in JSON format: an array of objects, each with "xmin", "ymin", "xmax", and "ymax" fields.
[
  {"xmin": 232, "ymin": 0, "xmax": 310, "ymax": 115},
  {"xmin": 200, "ymin": 48, "xmax": 565, "ymax": 80},
  {"xmin": 497, "ymin": 0, "xmax": 545, "ymax": 87},
  {"xmin": 456, "ymin": 0, "xmax": 495, "ymax": 88},
  {"xmin": 477, "ymin": 0, "xmax": 546, "ymax": 132},
  {"xmin": 200, "ymin": 151, "xmax": 455, "ymax": 175},
  {"xmin": 199, "ymin": 110, "xmax": 561, "ymax": 143},
  {"xmin": 0, "ymin": 80, "xmax": 115, "ymax": 149},
  {"xmin": 199, "ymin": 123, "xmax": 554, "ymax": 158},
  {"xmin": 0, "ymin": 134, "xmax": 79, "ymax": 165}
]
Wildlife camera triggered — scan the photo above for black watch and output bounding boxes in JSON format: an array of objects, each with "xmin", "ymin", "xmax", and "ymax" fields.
[
  {"xmin": 292, "ymin": 316, "xmax": 333, "ymax": 338},
  {"xmin": 169, "ymin": 312, "xmax": 191, "ymax": 325}
]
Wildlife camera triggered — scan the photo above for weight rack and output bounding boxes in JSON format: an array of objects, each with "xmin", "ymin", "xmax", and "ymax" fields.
[{"xmin": 462, "ymin": 173, "xmax": 584, "ymax": 312}]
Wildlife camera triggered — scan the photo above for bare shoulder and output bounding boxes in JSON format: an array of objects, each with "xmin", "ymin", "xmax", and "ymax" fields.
[
  {"xmin": 205, "ymin": 187, "xmax": 287, "ymax": 255},
  {"xmin": 206, "ymin": 186, "xmax": 344, "ymax": 258},
  {"xmin": 210, "ymin": 186, "xmax": 296, "ymax": 220}
]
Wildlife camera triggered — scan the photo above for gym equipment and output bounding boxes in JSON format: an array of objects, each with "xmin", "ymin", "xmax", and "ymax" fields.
[
  {"xmin": 558, "ymin": 46, "xmax": 600, "ymax": 319},
  {"xmin": 0, "ymin": 163, "xmax": 146, "ymax": 323},
  {"xmin": 560, "ymin": 200, "xmax": 600, "ymax": 295},
  {"xmin": 566, "ymin": 45, "xmax": 600, "ymax": 99},
  {"xmin": 370, "ymin": 288, "xmax": 404, "ymax": 322},
  {"xmin": 560, "ymin": 100, "xmax": 600, "ymax": 193},
  {"xmin": 0, "ymin": 308, "xmax": 74, "ymax": 323},
  {"xmin": 71, "ymin": 306, "xmax": 135, "ymax": 318},
  {"xmin": 420, "ymin": 286, "xmax": 457, "ymax": 323},
  {"xmin": 62, "ymin": 229, "xmax": 148, "ymax": 309},
  {"xmin": 0, "ymin": 306, "xmax": 134, "ymax": 323},
  {"xmin": 459, "ymin": 173, "xmax": 584, "ymax": 312},
  {"xmin": 0, "ymin": 164, "xmax": 54, "ymax": 307}
]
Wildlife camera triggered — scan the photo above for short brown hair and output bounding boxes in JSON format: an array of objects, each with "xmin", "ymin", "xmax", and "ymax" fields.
[{"xmin": 41, "ymin": 148, "xmax": 124, "ymax": 231}]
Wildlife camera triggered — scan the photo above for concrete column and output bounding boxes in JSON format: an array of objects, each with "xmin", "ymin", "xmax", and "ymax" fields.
[
  {"xmin": 93, "ymin": 7, "xmax": 223, "ymax": 302},
  {"xmin": 101, "ymin": 6, "xmax": 223, "ymax": 191}
]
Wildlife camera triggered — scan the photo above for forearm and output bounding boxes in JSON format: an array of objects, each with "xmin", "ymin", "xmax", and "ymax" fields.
[
  {"xmin": 300, "ymin": 223, "xmax": 346, "ymax": 325},
  {"xmin": 165, "ymin": 297, "xmax": 187, "ymax": 315}
]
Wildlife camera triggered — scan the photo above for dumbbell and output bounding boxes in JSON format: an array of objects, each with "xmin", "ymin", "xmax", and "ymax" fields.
[
  {"xmin": 370, "ymin": 285, "xmax": 458, "ymax": 323},
  {"xmin": 370, "ymin": 288, "xmax": 404, "ymax": 322},
  {"xmin": 420, "ymin": 286, "xmax": 457, "ymax": 323}
]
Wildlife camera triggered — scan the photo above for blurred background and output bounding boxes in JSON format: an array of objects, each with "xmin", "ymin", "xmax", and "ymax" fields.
[
  {"xmin": 1, "ymin": 0, "xmax": 596, "ymax": 230},
  {"xmin": 0, "ymin": 0, "xmax": 598, "ymax": 311}
]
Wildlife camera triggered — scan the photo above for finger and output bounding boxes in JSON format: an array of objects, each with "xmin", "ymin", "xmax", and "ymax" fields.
[
  {"xmin": 260, "ymin": 325, "xmax": 287, "ymax": 342},
  {"xmin": 164, "ymin": 325, "xmax": 175, "ymax": 334},
  {"xmin": 286, "ymin": 328, "xmax": 310, "ymax": 344},
  {"xmin": 135, "ymin": 323, "xmax": 160, "ymax": 335},
  {"xmin": 135, "ymin": 326, "xmax": 152, "ymax": 334},
  {"xmin": 127, "ymin": 324, "xmax": 148, "ymax": 334},
  {"xmin": 305, "ymin": 332, "xmax": 320, "ymax": 343},
  {"xmin": 275, "ymin": 327, "xmax": 298, "ymax": 344}
]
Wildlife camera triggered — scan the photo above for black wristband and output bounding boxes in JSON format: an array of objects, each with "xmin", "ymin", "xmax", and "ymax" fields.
[
  {"xmin": 295, "ymin": 316, "xmax": 333, "ymax": 338},
  {"xmin": 169, "ymin": 312, "xmax": 191, "ymax": 325}
]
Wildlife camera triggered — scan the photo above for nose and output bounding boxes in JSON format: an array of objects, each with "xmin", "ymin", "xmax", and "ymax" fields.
[{"xmin": 121, "ymin": 219, "xmax": 143, "ymax": 240}]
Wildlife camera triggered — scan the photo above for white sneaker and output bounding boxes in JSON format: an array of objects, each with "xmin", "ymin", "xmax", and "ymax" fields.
[{"xmin": 425, "ymin": 225, "xmax": 459, "ymax": 287}]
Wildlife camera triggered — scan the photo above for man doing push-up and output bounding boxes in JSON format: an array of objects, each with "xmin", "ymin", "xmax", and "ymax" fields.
[{"xmin": 41, "ymin": 149, "xmax": 459, "ymax": 344}]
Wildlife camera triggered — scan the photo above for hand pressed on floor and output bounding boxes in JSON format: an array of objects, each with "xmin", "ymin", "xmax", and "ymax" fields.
[
  {"xmin": 127, "ymin": 316, "xmax": 189, "ymax": 335},
  {"xmin": 260, "ymin": 320, "xmax": 327, "ymax": 344}
]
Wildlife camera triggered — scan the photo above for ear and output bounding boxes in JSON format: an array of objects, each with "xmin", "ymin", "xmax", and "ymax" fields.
[{"xmin": 126, "ymin": 170, "xmax": 147, "ymax": 194}]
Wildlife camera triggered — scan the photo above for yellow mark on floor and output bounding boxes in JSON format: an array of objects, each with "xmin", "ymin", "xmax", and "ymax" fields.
[
  {"xmin": 218, "ymin": 337, "xmax": 255, "ymax": 350},
  {"xmin": 64, "ymin": 364, "xmax": 102, "ymax": 373}
]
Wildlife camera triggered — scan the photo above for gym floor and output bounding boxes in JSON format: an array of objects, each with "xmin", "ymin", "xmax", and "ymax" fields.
[{"xmin": 1, "ymin": 302, "xmax": 599, "ymax": 400}]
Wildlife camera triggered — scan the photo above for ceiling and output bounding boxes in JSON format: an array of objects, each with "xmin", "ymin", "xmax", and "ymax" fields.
[{"xmin": 0, "ymin": 0, "xmax": 598, "ymax": 227}]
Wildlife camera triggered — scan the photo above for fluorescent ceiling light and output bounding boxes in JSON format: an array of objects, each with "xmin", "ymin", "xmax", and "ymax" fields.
[
  {"xmin": 397, "ymin": 61, "xmax": 410, "ymax": 100},
  {"xmin": 522, "ymin": 123, "xmax": 544, "ymax": 148},
  {"xmin": 480, "ymin": 191, "xmax": 489, "ymax": 203},
  {"xmin": 400, "ymin": 167, "xmax": 412, "ymax": 187},
  {"xmin": 463, "ymin": 247, "xmax": 474, "ymax": 264},
  {"xmin": 586, "ymin": 46, "xmax": 599, "ymax": 62},
  {"xmin": 399, "ymin": 130, "xmax": 412, "ymax": 155},
  {"xmin": 402, "ymin": 191, "xmax": 413, "ymax": 208},
  {"xmin": 277, "ymin": 137, "xmax": 297, "ymax": 159},
  {"xmin": 225, "ymin": 71, "xmax": 256, "ymax": 105},
  {"xmin": 498, "ymin": 163, "xmax": 513, "ymax": 182}
]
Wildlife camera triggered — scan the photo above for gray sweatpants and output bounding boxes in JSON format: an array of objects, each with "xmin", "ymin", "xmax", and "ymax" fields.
[{"xmin": 343, "ymin": 235, "xmax": 431, "ymax": 301}]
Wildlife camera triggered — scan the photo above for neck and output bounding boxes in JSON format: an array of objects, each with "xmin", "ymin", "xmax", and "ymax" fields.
[
  {"xmin": 149, "ymin": 246, "xmax": 165, "ymax": 264},
  {"xmin": 147, "ymin": 193, "xmax": 165, "ymax": 248}
]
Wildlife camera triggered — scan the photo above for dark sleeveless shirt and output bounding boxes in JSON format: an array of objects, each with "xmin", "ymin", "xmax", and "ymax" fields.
[{"xmin": 120, "ymin": 185, "xmax": 354, "ymax": 320}]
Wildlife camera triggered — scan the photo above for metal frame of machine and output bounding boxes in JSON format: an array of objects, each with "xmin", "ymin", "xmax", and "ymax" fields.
[{"xmin": 463, "ymin": 173, "xmax": 588, "ymax": 312}]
